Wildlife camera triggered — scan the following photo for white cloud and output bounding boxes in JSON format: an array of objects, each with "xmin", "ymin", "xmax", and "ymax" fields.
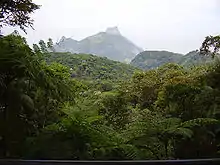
[{"xmin": 2, "ymin": 0, "xmax": 220, "ymax": 54}]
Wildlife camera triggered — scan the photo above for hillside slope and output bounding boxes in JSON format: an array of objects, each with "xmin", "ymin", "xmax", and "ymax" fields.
[
  {"xmin": 131, "ymin": 50, "xmax": 215, "ymax": 70},
  {"xmin": 179, "ymin": 50, "xmax": 213, "ymax": 66},
  {"xmin": 130, "ymin": 51, "xmax": 183, "ymax": 70},
  {"xmin": 46, "ymin": 52, "xmax": 139, "ymax": 82}
]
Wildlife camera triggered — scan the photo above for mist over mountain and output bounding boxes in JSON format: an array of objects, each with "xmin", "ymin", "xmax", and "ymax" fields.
[
  {"xmin": 53, "ymin": 27, "xmax": 143, "ymax": 62},
  {"xmin": 53, "ymin": 27, "xmax": 214, "ymax": 69}
]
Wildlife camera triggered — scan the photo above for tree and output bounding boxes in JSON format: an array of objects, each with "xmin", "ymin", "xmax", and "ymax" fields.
[
  {"xmin": 200, "ymin": 35, "xmax": 220, "ymax": 57},
  {"xmin": 0, "ymin": 34, "xmax": 41, "ymax": 157},
  {"xmin": 33, "ymin": 44, "xmax": 40, "ymax": 53},
  {"xmin": 39, "ymin": 40, "xmax": 47, "ymax": 53},
  {"xmin": 0, "ymin": 34, "xmax": 78, "ymax": 158},
  {"xmin": 97, "ymin": 91, "xmax": 131, "ymax": 130},
  {"xmin": 47, "ymin": 38, "xmax": 55, "ymax": 52},
  {"xmin": 0, "ymin": 0, "xmax": 40, "ymax": 32}
]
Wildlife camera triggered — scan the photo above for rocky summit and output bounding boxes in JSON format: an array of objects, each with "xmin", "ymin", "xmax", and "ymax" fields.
[{"xmin": 53, "ymin": 27, "xmax": 143, "ymax": 62}]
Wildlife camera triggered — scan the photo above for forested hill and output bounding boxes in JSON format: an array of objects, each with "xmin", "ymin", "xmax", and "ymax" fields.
[
  {"xmin": 46, "ymin": 52, "xmax": 139, "ymax": 81},
  {"xmin": 179, "ymin": 50, "xmax": 213, "ymax": 66},
  {"xmin": 130, "ymin": 50, "xmax": 214, "ymax": 70},
  {"xmin": 130, "ymin": 51, "xmax": 183, "ymax": 70},
  {"xmin": 2, "ymin": 33, "xmax": 220, "ymax": 160},
  {"xmin": 3, "ymin": 0, "xmax": 220, "ymax": 161}
]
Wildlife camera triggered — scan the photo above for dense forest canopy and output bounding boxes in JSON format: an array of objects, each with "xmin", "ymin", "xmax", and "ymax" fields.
[{"xmin": 1, "ymin": 0, "xmax": 220, "ymax": 160}]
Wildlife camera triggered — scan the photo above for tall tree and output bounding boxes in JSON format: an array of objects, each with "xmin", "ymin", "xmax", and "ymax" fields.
[
  {"xmin": 0, "ymin": 0, "xmax": 40, "ymax": 32},
  {"xmin": 39, "ymin": 40, "xmax": 47, "ymax": 53},
  {"xmin": 200, "ymin": 35, "xmax": 220, "ymax": 57},
  {"xmin": 0, "ymin": 34, "xmax": 39, "ymax": 157},
  {"xmin": 33, "ymin": 43, "xmax": 40, "ymax": 53},
  {"xmin": 47, "ymin": 38, "xmax": 55, "ymax": 52}
]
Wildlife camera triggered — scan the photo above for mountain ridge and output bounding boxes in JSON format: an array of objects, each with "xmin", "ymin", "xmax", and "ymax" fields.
[
  {"xmin": 130, "ymin": 50, "xmax": 214, "ymax": 70},
  {"xmin": 53, "ymin": 27, "xmax": 143, "ymax": 62},
  {"xmin": 130, "ymin": 50, "xmax": 183, "ymax": 70}
]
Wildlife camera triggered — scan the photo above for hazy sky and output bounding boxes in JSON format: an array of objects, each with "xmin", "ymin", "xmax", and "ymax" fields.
[{"xmin": 2, "ymin": 0, "xmax": 220, "ymax": 54}]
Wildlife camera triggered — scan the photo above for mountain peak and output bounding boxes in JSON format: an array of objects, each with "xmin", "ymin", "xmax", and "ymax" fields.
[
  {"xmin": 105, "ymin": 26, "xmax": 121, "ymax": 35},
  {"xmin": 54, "ymin": 27, "xmax": 143, "ymax": 62},
  {"xmin": 60, "ymin": 36, "xmax": 67, "ymax": 42}
]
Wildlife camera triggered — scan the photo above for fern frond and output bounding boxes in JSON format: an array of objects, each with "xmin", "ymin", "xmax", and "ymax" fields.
[{"xmin": 181, "ymin": 118, "xmax": 218, "ymax": 128}]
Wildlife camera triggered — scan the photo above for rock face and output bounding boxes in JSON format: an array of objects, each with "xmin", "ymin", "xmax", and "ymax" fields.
[
  {"xmin": 53, "ymin": 27, "xmax": 143, "ymax": 62},
  {"xmin": 105, "ymin": 26, "xmax": 121, "ymax": 35}
]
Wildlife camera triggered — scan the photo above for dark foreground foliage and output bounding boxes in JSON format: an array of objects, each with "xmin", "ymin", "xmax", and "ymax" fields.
[{"xmin": 0, "ymin": 34, "xmax": 220, "ymax": 160}]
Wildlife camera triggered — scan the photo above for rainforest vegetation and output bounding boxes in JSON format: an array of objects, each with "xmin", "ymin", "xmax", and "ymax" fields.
[{"xmin": 1, "ymin": 0, "xmax": 220, "ymax": 160}]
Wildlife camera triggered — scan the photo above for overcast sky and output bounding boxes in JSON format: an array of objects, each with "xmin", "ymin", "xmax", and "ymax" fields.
[{"xmin": 2, "ymin": 0, "xmax": 220, "ymax": 54}]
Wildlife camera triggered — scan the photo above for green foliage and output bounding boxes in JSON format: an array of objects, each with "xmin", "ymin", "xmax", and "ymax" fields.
[
  {"xmin": 200, "ymin": 35, "xmax": 220, "ymax": 57},
  {"xmin": 46, "ymin": 52, "xmax": 139, "ymax": 82},
  {"xmin": 131, "ymin": 51, "xmax": 183, "ymax": 70},
  {"xmin": 3, "ymin": 0, "xmax": 220, "ymax": 160},
  {"xmin": 39, "ymin": 40, "xmax": 48, "ymax": 53},
  {"xmin": 47, "ymin": 38, "xmax": 55, "ymax": 52},
  {"xmin": 131, "ymin": 50, "xmax": 214, "ymax": 70},
  {"xmin": 0, "ymin": 34, "xmax": 41, "ymax": 157},
  {"xmin": 97, "ymin": 91, "xmax": 131, "ymax": 130},
  {"xmin": 33, "ymin": 44, "xmax": 41, "ymax": 53},
  {"xmin": 0, "ymin": 34, "xmax": 79, "ymax": 158},
  {"xmin": 179, "ymin": 50, "xmax": 214, "ymax": 67},
  {"xmin": 1, "ymin": 33, "xmax": 220, "ymax": 160},
  {"xmin": 0, "ymin": 0, "xmax": 40, "ymax": 32},
  {"xmin": 25, "ymin": 104, "xmax": 135, "ymax": 160}
]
